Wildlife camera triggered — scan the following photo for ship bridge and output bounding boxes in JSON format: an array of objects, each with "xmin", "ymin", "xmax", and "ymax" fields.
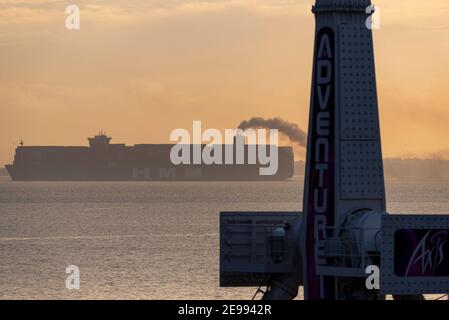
[{"xmin": 88, "ymin": 132, "xmax": 112, "ymax": 148}]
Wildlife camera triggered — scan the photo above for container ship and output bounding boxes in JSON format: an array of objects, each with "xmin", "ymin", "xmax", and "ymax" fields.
[{"xmin": 5, "ymin": 133, "xmax": 294, "ymax": 181}]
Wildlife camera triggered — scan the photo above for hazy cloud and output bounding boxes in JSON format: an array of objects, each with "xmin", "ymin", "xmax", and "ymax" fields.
[{"xmin": 1, "ymin": 1, "xmax": 449, "ymax": 164}]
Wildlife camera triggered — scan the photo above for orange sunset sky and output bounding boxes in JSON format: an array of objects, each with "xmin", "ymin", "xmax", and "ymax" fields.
[{"xmin": 1, "ymin": 0, "xmax": 449, "ymax": 165}]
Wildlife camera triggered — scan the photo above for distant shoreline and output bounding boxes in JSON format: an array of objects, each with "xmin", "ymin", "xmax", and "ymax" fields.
[{"xmin": 295, "ymin": 159, "xmax": 449, "ymax": 180}]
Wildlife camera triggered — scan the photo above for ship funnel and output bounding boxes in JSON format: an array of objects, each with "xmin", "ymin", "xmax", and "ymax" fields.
[{"xmin": 233, "ymin": 131, "xmax": 245, "ymax": 146}]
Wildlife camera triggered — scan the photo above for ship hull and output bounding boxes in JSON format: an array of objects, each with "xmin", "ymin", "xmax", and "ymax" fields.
[
  {"xmin": 5, "ymin": 144, "xmax": 294, "ymax": 181},
  {"xmin": 4, "ymin": 165, "xmax": 293, "ymax": 181}
]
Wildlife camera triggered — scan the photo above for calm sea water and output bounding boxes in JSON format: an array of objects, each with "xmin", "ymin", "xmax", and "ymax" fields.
[{"xmin": 1, "ymin": 176, "xmax": 449, "ymax": 300}]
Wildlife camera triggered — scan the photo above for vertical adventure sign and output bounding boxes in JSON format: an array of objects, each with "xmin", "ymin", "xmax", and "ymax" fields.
[{"xmin": 304, "ymin": 27, "xmax": 336, "ymax": 300}]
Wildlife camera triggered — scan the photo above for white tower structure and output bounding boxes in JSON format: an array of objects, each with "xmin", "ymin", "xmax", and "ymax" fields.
[
  {"xmin": 301, "ymin": 0, "xmax": 385, "ymax": 300},
  {"xmin": 219, "ymin": 0, "xmax": 449, "ymax": 300}
]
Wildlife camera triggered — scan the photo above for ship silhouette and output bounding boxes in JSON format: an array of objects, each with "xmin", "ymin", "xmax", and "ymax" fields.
[{"xmin": 5, "ymin": 133, "xmax": 294, "ymax": 181}]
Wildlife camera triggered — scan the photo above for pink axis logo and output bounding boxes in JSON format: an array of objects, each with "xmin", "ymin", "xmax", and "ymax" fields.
[{"xmin": 405, "ymin": 231, "xmax": 448, "ymax": 277}]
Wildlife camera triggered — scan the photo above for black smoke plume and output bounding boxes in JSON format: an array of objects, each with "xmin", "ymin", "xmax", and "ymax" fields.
[{"xmin": 238, "ymin": 117, "xmax": 307, "ymax": 147}]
